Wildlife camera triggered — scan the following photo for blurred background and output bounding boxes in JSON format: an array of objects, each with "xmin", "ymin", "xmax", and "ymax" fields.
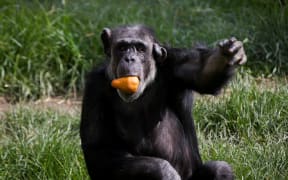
[{"xmin": 0, "ymin": 0, "xmax": 287, "ymax": 179}]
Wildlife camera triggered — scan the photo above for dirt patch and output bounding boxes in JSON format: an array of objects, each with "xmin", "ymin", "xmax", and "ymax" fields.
[
  {"xmin": 0, "ymin": 76, "xmax": 287, "ymax": 117},
  {"xmin": 0, "ymin": 97, "xmax": 82, "ymax": 118},
  {"xmin": 255, "ymin": 76, "xmax": 288, "ymax": 89},
  {"xmin": 0, "ymin": 97, "xmax": 11, "ymax": 119},
  {"xmin": 33, "ymin": 97, "xmax": 81, "ymax": 113}
]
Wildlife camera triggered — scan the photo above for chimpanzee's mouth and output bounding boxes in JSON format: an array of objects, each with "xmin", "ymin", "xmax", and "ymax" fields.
[
  {"xmin": 111, "ymin": 75, "xmax": 140, "ymax": 96},
  {"xmin": 118, "ymin": 75, "xmax": 140, "ymax": 80}
]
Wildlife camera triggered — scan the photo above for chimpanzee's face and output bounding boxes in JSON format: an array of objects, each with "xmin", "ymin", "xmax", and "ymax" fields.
[{"xmin": 101, "ymin": 25, "xmax": 167, "ymax": 102}]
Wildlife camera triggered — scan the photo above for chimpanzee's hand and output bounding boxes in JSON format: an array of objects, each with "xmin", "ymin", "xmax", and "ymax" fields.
[
  {"xmin": 159, "ymin": 160, "xmax": 181, "ymax": 180},
  {"xmin": 218, "ymin": 37, "xmax": 247, "ymax": 66}
]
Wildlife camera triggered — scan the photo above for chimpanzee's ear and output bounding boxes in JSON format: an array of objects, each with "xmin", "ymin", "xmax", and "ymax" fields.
[
  {"xmin": 101, "ymin": 28, "xmax": 112, "ymax": 57},
  {"xmin": 153, "ymin": 43, "xmax": 167, "ymax": 63}
]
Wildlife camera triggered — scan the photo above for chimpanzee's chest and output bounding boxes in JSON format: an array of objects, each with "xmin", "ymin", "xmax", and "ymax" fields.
[{"xmin": 113, "ymin": 102, "xmax": 188, "ymax": 161}]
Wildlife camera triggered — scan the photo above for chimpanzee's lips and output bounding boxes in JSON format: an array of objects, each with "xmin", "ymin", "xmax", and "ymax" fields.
[{"xmin": 118, "ymin": 75, "xmax": 140, "ymax": 80}]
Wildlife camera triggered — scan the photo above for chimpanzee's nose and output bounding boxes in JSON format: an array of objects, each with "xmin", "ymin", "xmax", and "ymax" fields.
[{"xmin": 125, "ymin": 57, "xmax": 135, "ymax": 63}]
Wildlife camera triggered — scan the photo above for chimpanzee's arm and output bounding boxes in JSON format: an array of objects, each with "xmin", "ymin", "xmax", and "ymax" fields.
[{"xmin": 166, "ymin": 38, "xmax": 246, "ymax": 94}]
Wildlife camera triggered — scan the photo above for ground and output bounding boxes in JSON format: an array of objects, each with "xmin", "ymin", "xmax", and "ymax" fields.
[{"xmin": 0, "ymin": 97, "xmax": 81, "ymax": 118}]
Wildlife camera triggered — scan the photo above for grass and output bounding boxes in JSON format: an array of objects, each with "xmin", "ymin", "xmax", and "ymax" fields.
[
  {"xmin": 195, "ymin": 75, "xmax": 288, "ymax": 179},
  {"xmin": 0, "ymin": 0, "xmax": 287, "ymax": 179},
  {"xmin": 1, "ymin": 75, "xmax": 287, "ymax": 179},
  {"xmin": 0, "ymin": 106, "xmax": 87, "ymax": 179},
  {"xmin": 0, "ymin": 0, "xmax": 287, "ymax": 101}
]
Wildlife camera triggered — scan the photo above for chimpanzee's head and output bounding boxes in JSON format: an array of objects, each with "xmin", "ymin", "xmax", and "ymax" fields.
[{"xmin": 101, "ymin": 25, "xmax": 167, "ymax": 102}]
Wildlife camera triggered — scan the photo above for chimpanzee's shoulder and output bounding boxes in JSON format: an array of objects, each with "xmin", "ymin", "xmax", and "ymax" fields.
[
  {"xmin": 84, "ymin": 62, "xmax": 111, "ymax": 97},
  {"xmin": 86, "ymin": 63, "xmax": 108, "ymax": 81}
]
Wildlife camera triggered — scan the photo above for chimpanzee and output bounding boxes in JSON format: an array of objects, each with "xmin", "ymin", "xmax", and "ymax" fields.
[{"xmin": 80, "ymin": 24, "xmax": 247, "ymax": 180}]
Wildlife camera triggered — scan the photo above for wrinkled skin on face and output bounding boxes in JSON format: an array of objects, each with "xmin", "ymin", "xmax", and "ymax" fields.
[{"xmin": 101, "ymin": 25, "xmax": 166, "ymax": 102}]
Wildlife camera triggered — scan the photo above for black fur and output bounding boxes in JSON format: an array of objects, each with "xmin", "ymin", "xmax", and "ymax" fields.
[{"xmin": 80, "ymin": 25, "xmax": 245, "ymax": 180}]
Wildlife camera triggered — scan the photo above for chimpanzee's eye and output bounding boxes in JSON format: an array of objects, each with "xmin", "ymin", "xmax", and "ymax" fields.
[
  {"xmin": 119, "ymin": 45, "xmax": 128, "ymax": 52},
  {"xmin": 117, "ymin": 42, "xmax": 129, "ymax": 52},
  {"xmin": 136, "ymin": 43, "xmax": 146, "ymax": 52}
]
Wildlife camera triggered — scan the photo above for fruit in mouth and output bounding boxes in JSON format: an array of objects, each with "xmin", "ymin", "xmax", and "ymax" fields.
[{"xmin": 111, "ymin": 76, "xmax": 140, "ymax": 94}]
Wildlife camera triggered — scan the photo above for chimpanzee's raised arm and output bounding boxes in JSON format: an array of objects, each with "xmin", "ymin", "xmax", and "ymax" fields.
[{"xmin": 166, "ymin": 38, "xmax": 247, "ymax": 94}]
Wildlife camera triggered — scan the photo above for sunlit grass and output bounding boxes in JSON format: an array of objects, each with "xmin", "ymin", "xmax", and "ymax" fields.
[
  {"xmin": 195, "ymin": 74, "xmax": 288, "ymax": 179},
  {"xmin": 0, "ymin": 106, "xmax": 88, "ymax": 179}
]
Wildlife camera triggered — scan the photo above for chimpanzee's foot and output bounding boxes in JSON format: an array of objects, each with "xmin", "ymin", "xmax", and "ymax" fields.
[{"xmin": 191, "ymin": 161, "xmax": 234, "ymax": 180}]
